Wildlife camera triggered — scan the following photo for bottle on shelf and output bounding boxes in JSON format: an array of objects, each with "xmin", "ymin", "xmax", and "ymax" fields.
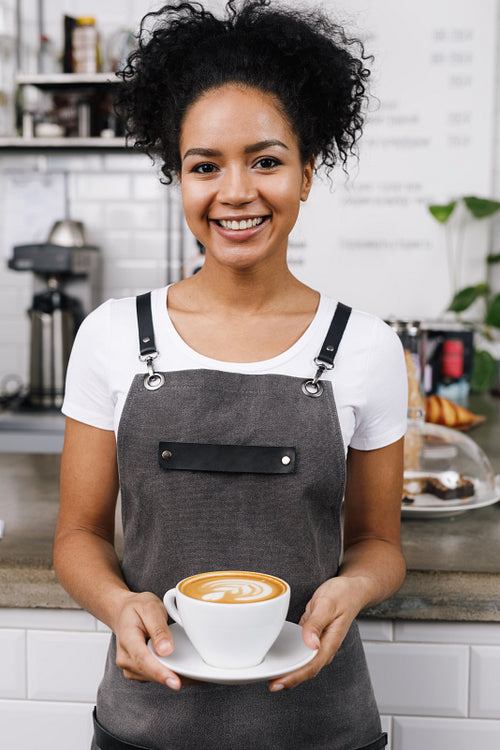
[
  {"xmin": 72, "ymin": 17, "xmax": 99, "ymax": 74},
  {"xmin": 436, "ymin": 338, "xmax": 469, "ymax": 404}
]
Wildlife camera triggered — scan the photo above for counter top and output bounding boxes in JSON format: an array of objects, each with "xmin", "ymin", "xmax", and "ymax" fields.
[{"xmin": 1, "ymin": 394, "xmax": 500, "ymax": 619}]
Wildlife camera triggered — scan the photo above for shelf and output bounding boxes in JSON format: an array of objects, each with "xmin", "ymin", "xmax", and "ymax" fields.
[
  {"xmin": 16, "ymin": 73, "xmax": 121, "ymax": 87},
  {"xmin": 6, "ymin": 74, "xmax": 126, "ymax": 150},
  {"xmin": 0, "ymin": 136, "xmax": 128, "ymax": 150}
]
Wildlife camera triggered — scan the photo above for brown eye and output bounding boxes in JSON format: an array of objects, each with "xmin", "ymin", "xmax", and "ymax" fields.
[
  {"xmin": 255, "ymin": 157, "xmax": 280, "ymax": 169},
  {"xmin": 193, "ymin": 162, "xmax": 218, "ymax": 173}
]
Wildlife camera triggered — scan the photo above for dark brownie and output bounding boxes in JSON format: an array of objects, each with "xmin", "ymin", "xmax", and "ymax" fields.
[{"xmin": 425, "ymin": 475, "xmax": 474, "ymax": 500}]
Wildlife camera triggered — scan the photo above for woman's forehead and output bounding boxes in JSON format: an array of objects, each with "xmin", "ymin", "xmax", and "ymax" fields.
[{"xmin": 180, "ymin": 84, "xmax": 298, "ymax": 149}]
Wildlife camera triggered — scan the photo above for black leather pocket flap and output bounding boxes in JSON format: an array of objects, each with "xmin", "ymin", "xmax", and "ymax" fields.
[{"xmin": 158, "ymin": 442, "xmax": 296, "ymax": 474}]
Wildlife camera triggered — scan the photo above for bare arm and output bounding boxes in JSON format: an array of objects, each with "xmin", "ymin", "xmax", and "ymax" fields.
[
  {"xmin": 54, "ymin": 417, "xmax": 181, "ymax": 689},
  {"xmin": 269, "ymin": 437, "xmax": 406, "ymax": 691},
  {"xmin": 338, "ymin": 436, "xmax": 406, "ymax": 607}
]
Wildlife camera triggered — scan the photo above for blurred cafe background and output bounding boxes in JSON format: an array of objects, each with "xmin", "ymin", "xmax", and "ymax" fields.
[{"xmin": 1, "ymin": 1, "xmax": 500, "ymax": 749}]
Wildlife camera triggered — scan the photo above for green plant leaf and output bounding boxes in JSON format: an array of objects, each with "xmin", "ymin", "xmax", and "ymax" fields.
[
  {"xmin": 447, "ymin": 283, "xmax": 489, "ymax": 313},
  {"xmin": 486, "ymin": 253, "xmax": 500, "ymax": 264},
  {"xmin": 485, "ymin": 293, "xmax": 500, "ymax": 327},
  {"xmin": 463, "ymin": 196, "xmax": 500, "ymax": 219},
  {"xmin": 428, "ymin": 201, "xmax": 456, "ymax": 223},
  {"xmin": 470, "ymin": 349, "xmax": 498, "ymax": 393}
]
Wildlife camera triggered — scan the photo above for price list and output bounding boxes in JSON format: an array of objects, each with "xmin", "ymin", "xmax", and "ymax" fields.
[{"xmin": 293, "ymin": 0, "xmax": 498, "ymax": 318}]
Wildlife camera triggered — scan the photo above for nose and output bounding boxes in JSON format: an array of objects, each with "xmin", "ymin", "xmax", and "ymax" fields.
[{"xmin": 218, "ymin": 164, "xmax": 258, "ymax": 206}]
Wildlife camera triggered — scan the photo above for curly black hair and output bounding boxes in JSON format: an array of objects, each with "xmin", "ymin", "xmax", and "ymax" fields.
[{"xmin": 116, "ymin": 0, "xmax": 372, "ymax": 183}]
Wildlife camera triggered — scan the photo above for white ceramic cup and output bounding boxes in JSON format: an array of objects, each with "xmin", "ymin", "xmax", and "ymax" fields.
[{"xmin": 163, "ymin": 570, "xmax": 290, "ymax": 669}]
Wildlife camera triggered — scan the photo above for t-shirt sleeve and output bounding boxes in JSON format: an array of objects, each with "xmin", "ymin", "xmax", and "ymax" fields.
[
  {"xmin": 349, "ymin": 318, "xmax": 408, "ymax": 451},
  {"xmin": 61, "ymin": 299, "xmax": 115, "ymax": 430}
]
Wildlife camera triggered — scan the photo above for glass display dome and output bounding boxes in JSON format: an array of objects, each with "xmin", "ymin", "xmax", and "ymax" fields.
[{"xmin": 403, "ymin": 411, "xmax": 497, "ymax": 517}]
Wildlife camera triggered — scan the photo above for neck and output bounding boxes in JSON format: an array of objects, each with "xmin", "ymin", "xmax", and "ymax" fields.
[{"xmin": 179, "ymin": 257, "xmax": 309, "ymax": 314}]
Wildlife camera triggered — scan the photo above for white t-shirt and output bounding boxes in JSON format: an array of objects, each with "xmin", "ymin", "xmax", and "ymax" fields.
[{"xmin": 62, "ymin": 286, "xmax": 408, "ymax": 454}]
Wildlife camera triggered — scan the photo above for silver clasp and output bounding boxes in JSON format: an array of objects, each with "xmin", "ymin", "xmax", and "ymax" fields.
[
  {"xmin": 301, "ymin": 358, "xmax": 333, "ymax": 398},
  {"xmin": 139, "ymin": 351, "xmax": 165, "ymax": 391}
]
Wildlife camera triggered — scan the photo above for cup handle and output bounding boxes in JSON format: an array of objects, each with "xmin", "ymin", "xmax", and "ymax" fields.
[{"xmin": 163, "ymin": 588, "xmax": 183, "ymax": 627}]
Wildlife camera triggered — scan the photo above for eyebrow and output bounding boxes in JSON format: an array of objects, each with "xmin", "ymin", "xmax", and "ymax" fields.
[{"xmin": 182, "ymin": 140, "xmax": 289, "ymax": 161}]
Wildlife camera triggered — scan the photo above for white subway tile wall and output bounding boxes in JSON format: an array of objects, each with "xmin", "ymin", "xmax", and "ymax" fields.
[
  {"xmin": 0, "ymin": 151, "xmax": 186, "ymax": 383},
  {"xmin": 0, "ymin": 629, "xmax": 25, "ymax": 698},
  {"xmin": 470, "ymin": 646, "xmax": 500, "ymax": 719},
  {"xmin": 27, "ymin": 630, "xmax": 110, "ymax": 701},
  {"xmin": 0, "ymin": 614, "xmax": 499, "ymax": 749},
  {"xmin": 393, "ymin": 717, "xmax": 500, "ymax": 750},
  {"xmin": 365, "ymin": 642, "xmax": 470, "ymax": 717},
  {"xmin": 0, "ymin": 699, "xmax": 94, "ymax": 750}
]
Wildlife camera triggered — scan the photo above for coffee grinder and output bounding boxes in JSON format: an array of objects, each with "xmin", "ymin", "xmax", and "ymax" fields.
[{"xmin": 8, "ymin": 221, "xmax": 100, "ymax": 409}]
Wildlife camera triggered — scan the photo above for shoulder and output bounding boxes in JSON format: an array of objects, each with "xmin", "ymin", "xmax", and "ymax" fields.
[
  {"xmin": 76, "ymin": 295, "xmax": 132, "ymax": 337},
  {"xmin": 319, "ymin": 297, "xmax": 403, "ymax": 362},
  {"xmin": 349, "ymin": 307, "xmax": 403, "ymax": 358},
  {"xmin": 77, "ymin": 288, "xmax": 167, "ymax": 343}
]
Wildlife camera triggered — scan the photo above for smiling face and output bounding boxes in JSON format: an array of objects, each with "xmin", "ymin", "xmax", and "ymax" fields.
[{"xmin": 178, "ymin": 85, "xmax": 314, "ymax": 273}]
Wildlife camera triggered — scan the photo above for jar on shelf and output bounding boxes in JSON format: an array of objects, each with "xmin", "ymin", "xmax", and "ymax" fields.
[{"xmin": 72, "ymin": 17, "xmax": 98, "ymax": 74}]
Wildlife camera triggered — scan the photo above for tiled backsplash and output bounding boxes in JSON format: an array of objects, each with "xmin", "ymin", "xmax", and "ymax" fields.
[
  {"xmin": 1, "ymin": 611, "xmax": 500, "ymax": 750},
  {"xmin": 0, "ymin": 151, "xmax": 189, "ymax": 384}
]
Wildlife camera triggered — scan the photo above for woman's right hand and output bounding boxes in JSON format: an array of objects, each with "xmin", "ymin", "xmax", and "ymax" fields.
[{"xmin": 114, "ymin": 591, "xmax": 182, "ymax": 690}]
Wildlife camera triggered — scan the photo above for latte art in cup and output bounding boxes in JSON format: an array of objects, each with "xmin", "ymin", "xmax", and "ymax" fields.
[
  {"xmin": 179, "ymin": 571, "xmax": 287, "ymax": 604},
  {"xmin": 164, "ymin": 570, "xmax": 290, "ymax": 668}
]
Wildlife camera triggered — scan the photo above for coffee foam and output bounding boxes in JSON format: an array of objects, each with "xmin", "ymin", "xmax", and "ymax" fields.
[{"xmin": 179, "ymin": 571, "xmax": 287, "ymax": 604}]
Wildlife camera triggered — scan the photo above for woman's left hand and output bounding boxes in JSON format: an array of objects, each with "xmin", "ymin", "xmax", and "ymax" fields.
[{"xmin": 268, "ymin": 576, "xmax": 364, "ymax": 692}]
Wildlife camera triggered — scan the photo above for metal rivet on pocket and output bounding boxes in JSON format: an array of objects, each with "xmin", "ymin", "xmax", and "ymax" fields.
[
  {"xmin": 281, "ymin": 455, "xmax": 291, "ymax": 466},
  {"xmin": 162, "ymin": 450, "xmax": 172, "ymax": 460}
]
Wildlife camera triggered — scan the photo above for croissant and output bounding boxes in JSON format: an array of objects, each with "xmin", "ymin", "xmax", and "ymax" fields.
[{"xmin": 425, "ymin": 394, "xmax": 477, "ymax": 428}]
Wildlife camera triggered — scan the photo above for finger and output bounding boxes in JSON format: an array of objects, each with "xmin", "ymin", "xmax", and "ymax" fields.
[
  {"xmin": 300, "ymin": 596, "xmax": 339, "ymax": 650},
  {"xmin": 137, "ymin": 598, "xmax": 174, "ymax": 656},
  {"xmin": 269, "ymin": 650, "xmax": 322, "ymax": 692},
  {"xmin": 119, "ymin": 642, "xmax": 182, "ymax": 690},
  {"xmin": 269, "ymin": 621, "xmax": 344, "ymax": 692}
]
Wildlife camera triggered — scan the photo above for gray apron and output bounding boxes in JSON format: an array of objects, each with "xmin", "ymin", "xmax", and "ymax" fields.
[{"xmin": 92, "ymin": 294, "xmax": 387, "ymax": 750}]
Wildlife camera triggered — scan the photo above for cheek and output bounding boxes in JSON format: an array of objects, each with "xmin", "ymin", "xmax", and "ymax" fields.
[
  {"xmin": 272, "ymin": 177, "xmax": 305, "ymax": 219},
  {"xmin": 181, "ymin": 183, "xmax": 210, "ymax": 221}
]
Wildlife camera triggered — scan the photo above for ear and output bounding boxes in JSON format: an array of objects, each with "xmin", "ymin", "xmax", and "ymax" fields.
[{"xmin": 300, "ymin": 156, "xmax": 315, "ymax": 201}]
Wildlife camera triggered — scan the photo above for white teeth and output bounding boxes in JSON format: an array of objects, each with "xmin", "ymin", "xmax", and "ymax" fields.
[{"xmin": 219, "ymin": 217, "xmax": 264, "ymax": 230}]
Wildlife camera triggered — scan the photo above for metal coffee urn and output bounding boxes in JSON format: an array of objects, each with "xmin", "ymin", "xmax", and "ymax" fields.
[{"xmin": 8, "ymin": 221, "xmax": 100, "ymax": 409}]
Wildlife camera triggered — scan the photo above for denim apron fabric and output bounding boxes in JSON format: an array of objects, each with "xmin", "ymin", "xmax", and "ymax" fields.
[{"xmin": 91, "ymin": 295, "xmax": 387, "ymax": 750}]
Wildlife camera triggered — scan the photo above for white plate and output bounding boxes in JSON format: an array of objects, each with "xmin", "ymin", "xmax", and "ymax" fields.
[
  {"xmin": 148, "ymin": 621, "xmax": 317, "ymax": 684},
  {"xmin": 402, "ymin": 493, "xmax": 500, "ymax": 518}
]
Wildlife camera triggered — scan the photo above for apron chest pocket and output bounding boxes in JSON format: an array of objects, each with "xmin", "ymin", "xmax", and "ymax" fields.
[{"xmin": 158, "ymin": 441, "xmax": 296, "ymax": 474}]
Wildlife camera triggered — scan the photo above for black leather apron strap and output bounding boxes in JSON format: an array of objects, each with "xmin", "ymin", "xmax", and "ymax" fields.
[
  {"xmin": 136, "ymin": 292, "xmax": 166, "ymax": 390},
  {"xmin": 302, "ymin": 301, "xmax": 352, "ymax": 398},
  {"xmin": 93, "ymin": 708, "xmax": 154, "ymax": 750},
  {"xmin": 136, "ymin": 292, "xmax": 157, "ymax": 358},
  {"xmin": 316, "ymin": 301, "xmax": 352, "ymax": 367},
  {"xmin": 158, "ymin": 441, "xmax": 296, "ymax": 473}
]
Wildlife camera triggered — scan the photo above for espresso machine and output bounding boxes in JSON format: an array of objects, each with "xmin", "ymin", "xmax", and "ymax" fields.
[{"xmin": 8, "ymin": 221, "xmax": 100, "ymax": 410}]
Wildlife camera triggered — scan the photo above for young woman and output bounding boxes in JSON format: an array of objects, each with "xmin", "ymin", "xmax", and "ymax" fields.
[{"xmin": 54, "ymin": 2, "xmax": 407, "ymax": 748}]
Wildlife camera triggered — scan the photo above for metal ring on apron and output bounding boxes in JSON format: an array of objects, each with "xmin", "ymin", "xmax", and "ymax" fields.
[
  {"xmin": 141, "ymin": 354, "xmax": 165, "ymax": 391},
  {"xmin": 301, "ymin": 379, "xmax": 324, "ymax": 398},
  {"xmin": 301, "ymin": 359, "xmax": 332, "ymax": 398},
  {"xmin": 144, "ymin": 372, "xmax": 165, "ymax": 391}
]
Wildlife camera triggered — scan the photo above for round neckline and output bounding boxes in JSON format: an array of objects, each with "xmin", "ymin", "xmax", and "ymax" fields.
[{"xmin": 154, "ymin": 285, "xmax": 329, "ymax": 371}]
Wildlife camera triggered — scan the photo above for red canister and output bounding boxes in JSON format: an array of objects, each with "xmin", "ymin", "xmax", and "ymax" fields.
[{"xmin": 441, "ymin": 339, "xmax": 464, "ymax": 380}]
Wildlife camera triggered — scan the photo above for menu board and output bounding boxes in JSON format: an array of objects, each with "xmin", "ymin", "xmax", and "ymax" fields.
[{"xmin": 290, "ymin": 0, "xmax": 498, "ymax": 319}]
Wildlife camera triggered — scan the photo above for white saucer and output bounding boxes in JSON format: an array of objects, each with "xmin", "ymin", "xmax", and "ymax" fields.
[{"xmin": 148, "ymin": 621, "xmax": 317, "ymax": 684}]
